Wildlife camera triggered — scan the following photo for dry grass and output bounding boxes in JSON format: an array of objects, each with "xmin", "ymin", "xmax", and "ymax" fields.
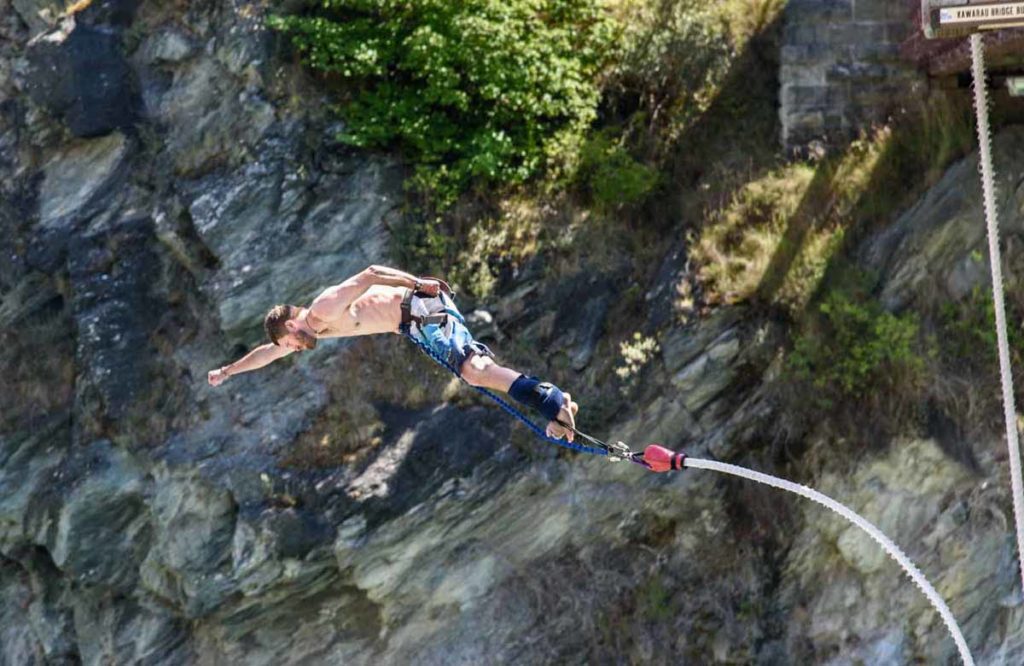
[
  {"xmin": 696, "ymin": 130, "xmax": 892, "ymax": 314},
  {"xmin": 694, "ymin": 164, "xmax": 816, "ymax": 307},
  {"xmin": 692, "ymin": 89, "xmax": 975, "ymax": 316},
  {"xmin": 63, "ymin": 0, "xmax": 93, "ymax": 16}
]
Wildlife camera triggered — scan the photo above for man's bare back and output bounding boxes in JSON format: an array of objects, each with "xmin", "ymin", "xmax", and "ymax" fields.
[{"xmin": 207, "ymin": 264, "xmax": 579, "ymax": 441}]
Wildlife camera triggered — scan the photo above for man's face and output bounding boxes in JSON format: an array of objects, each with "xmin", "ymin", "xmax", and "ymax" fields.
[{"xmin": 279, "ymin": 322, "xmax": 318, "ymax": 352}]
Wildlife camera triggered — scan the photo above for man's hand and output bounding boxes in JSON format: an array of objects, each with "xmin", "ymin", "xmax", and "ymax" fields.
[
  {"xmin": 545, "ymin": 393, "xmax": 579, "ymax": 442},
  {"xmin": 415, "ymin": 278, "xmax": 442, "ymax": 297},
  {"xmin": 208, "ymin": 367, "xmax": 230, "ymax": 387}
]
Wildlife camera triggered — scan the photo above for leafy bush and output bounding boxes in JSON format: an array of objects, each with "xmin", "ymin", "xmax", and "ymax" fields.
[
  {"xmin": 787, "ymin": 292, "xmax": 926, "ymax": 410},
  {"xmin": 577, "ymin": 130, "xmax": 659, "ymax": 209},
  {"xmin": 603, "ymin": 0, "xmax": 782, "ymax": 159},
  {"xmin": 269, "ymin": 0, "xmax": 615, "ymax": 206},
  {"xmin": 606, "ymin": 0, "xmax": 730, "ymax": 123},
  {"xmin": 939, "ymin": 284, "xmax": 1024, "ymax": 375}
]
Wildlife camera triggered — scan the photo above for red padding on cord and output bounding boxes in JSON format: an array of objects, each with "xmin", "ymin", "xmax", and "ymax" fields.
[{"xmin": 642, "ymin": 444, "xmax": 686, "ymax": 473}]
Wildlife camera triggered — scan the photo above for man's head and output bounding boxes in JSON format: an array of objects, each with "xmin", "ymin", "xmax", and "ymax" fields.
[{"xmin": 264, "ymin": 304, "xmax": 318, "ymax": 352}]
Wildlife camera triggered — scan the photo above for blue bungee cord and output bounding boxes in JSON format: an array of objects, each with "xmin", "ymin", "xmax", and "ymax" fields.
[{"xmin": 402, "ymin": 329, "xmax": 608, "ymax": 457}]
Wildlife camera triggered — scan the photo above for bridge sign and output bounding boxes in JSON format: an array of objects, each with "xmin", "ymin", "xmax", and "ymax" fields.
[{"xmin": 923, "ymin": 0, "xmax": 1024, "ymax": 38}]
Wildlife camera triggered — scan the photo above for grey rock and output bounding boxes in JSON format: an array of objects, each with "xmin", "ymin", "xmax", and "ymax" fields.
[
  {"xmin": 1, "ymin": 546, "xmax": 78, "ymax": 663},
  {"xmin": 661, "ymin": 307, "xmax": 743, "ymax": 375},
  {"xmin": 153, "ymin": 55, "xmax": 274, "ymax": 176},
  {"xmin": 11, "ymin": 0, "xmax": 62, "ymax": 36},
  {"xmin": 552, "ymin": 272, "xmax": 617, "ymax": 370},
  {"xmin": 465, "ymin": 309, "xmax": 502, "ymax": 342},
  {"xmin": 69, "ymin": 215, "xmax": 163, "ymax": 426},
  {"xmin": 9, "ymin": 0, "xmax": 1024, "ymax": 661},
  {"xmin": 38, "ymin": 132, "xmax": 130, "ymax": 230},
  {"xmin": 667, "ymin": 323, "xmax": 742, "ymax": 415},
  {"xmin": 350, "ymin": 403, "xmax": 515, "ymax": 529},
  {"xmin": 192, "ymin": 561, "xmax": 371, "ymax": 665},
  {"xmin": 215, "ymin": 19, "xmax": 270, "ymax": 83},
  {"xmin": 261, "ymin": 508, "xmax": 332, "ymax": 560},
  {"xmin": 51, "ymin": 441, "xmax": 150, "ymax": 593},
  {"xmin": 72, "ymin": 588, "xmax": 192, "ymax": 665},
  {"xmin": 186, "ymin": 144, "xmax": 399, "ymax": 340},
  {"xmin": 778, "ymin": 439, "xmax": 1016, "ymax": 663},
  {"xmin": 139, "ymin": 29, "xmax": 194, "ymax": 65},
  {"xmin": 0, "ymin": 418, "xmax": 69, "ymax": 554},
  {"xmin": 644, "ymin": 236, "xmax": 701, "ymax": 331},
  {"xmin": 863, "ymin": 126, "xmax": 1024, "ymax": 310},
  {"xmin": 73, "ymin": 0, "xmax": 140, "ymax": 29},
  {"xmin": 836, "ymin": 523, "xmax": 886, "ymax": 574},
  {"xmin": 139, "ymin": 466, "xmax": 237, "ymax": 618},
  {"xmin": 25, "ymin": 131, "xmax": 132, "ymax": 273},
  {"xmin": 26, "ymin": 22, "xmax": 139, "ymax": 138},
  {"xmin": 0, "ymin": 557, "xmax": 47, "ymax": 665},
  {"xmin": 610, "ymin": 394, "xmax": 700, "ymax": 451}
]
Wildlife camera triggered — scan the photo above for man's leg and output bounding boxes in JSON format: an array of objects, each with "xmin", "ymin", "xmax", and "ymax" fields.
[
  {"xmin": 459, "ymin": 353, "xmax": 520, "ymax": 392},
  {"xmin": 459, "ymin": 354, "xmax": 579, "ymax": 441}
]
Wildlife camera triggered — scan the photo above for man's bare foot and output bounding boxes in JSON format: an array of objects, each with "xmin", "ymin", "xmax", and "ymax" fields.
[{"xmin": 545, "ymin": 392, "xmax": 579, "ymax": 442}]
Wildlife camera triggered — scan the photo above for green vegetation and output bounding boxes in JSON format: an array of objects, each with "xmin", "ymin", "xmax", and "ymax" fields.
[
  {"xmin": 576, "ymin": 129, "xmax": 660, "ymax": 210},
  {"xmin": 682, "ymin": 88, "xmax": 975, "ymax": 443},
  {"xmin": 598, "ymin": 0, "xmax": 737, "ymax": 157},
  {"xmin": 787, "ymin": 290, "xmax": 928, "ymax": 412},
  {"xmin": 615, "ymin": 331, "xmax": 660, "ymax": 395},
  {"xmin": 926, "ymin": 282, "xmax": 1024, "ymax": 431},
  {"xmin": 938, "ymin": 284, "xmax": 1024, "ymax": 380},
  {"xmin": 269, "ymin": 0, "xmax": 615, "ymax": 207},
  {"xmin": 635, "ymin": 575, "xmax": 676, "ymax": 622}
]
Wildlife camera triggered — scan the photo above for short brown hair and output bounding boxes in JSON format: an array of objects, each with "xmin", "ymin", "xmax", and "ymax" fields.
[{"xmin": 264, "ymin": 305, "xmax": 299, "ymax": 344}]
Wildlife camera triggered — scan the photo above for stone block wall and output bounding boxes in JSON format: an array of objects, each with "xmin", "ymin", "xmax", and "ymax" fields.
[{"xmin": 780, "ymin": 0, "xmax": 925, "ymax": 150}]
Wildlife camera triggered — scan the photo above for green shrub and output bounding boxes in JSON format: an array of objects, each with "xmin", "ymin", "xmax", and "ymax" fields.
[
  {"xmin": 932, "ymin": 283, "xmax": 1024, "ymax": 431},
  {"xmin": 269, "ymin": 0, "xmax": 615, "ymax": 206},
  {"xmin": 787, "ymin": 292, "xmax": 925, "ymax": 410},
  {"xmin": 577, "ymin": 130, "xmax": 659, "ymax": 209},
  {"xmin": 606, "ymin": 0, "xmax": 730, "ymax": 121},
  {"xmin": 603, "ymin": 0, "xmax": 779, "ymax": 159},
  {"xmin": 939, "ymin": 284, "xmax": 1024, "ymax": 373}
]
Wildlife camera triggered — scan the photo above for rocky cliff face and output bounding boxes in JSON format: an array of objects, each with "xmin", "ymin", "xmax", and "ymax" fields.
[{"xmin": 2, "ymin": 1, "xmax": 1024, "ymax": 664}]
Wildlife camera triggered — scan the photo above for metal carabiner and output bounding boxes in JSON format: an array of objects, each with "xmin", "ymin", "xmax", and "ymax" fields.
[{"xmin": 605, "ymin": 440, "xmax": 634, "ymax": 462}]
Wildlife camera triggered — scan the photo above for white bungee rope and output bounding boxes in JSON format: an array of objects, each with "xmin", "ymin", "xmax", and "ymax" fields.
[
  {"xmin": 685, "ymin": 457, "xmax": 975, "ymax": 665},
  {"xmin": 970, "ymin": 32, "xmax": 1024, "ymax": 597}
]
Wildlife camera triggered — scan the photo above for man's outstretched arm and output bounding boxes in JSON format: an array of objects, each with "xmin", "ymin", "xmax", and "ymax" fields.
[{"xmin": 208, "ymin": 343, "xmax": 293, "ymax": 386}]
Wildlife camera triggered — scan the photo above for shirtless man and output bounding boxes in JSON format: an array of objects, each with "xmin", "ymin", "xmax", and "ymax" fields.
[{"xmin": 207, "ymin": 265, "xmax": 579, "ymax": 441}]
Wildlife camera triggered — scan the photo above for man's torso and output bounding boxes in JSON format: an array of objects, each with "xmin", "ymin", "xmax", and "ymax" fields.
[{"xmin": 307, "ymin": 284, "xmax": 405, "ymax": 338}]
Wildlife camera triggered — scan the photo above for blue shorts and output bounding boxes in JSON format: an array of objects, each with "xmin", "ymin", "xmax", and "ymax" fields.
[{"xmin": 404, "ymin": 292, "xmax": 494, "ymax": 373}]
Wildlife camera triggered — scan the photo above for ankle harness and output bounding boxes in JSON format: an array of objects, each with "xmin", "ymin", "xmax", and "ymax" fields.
[{"xmin": 509, "ymin": 375, "xmax": 565, "ymax": 422}]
